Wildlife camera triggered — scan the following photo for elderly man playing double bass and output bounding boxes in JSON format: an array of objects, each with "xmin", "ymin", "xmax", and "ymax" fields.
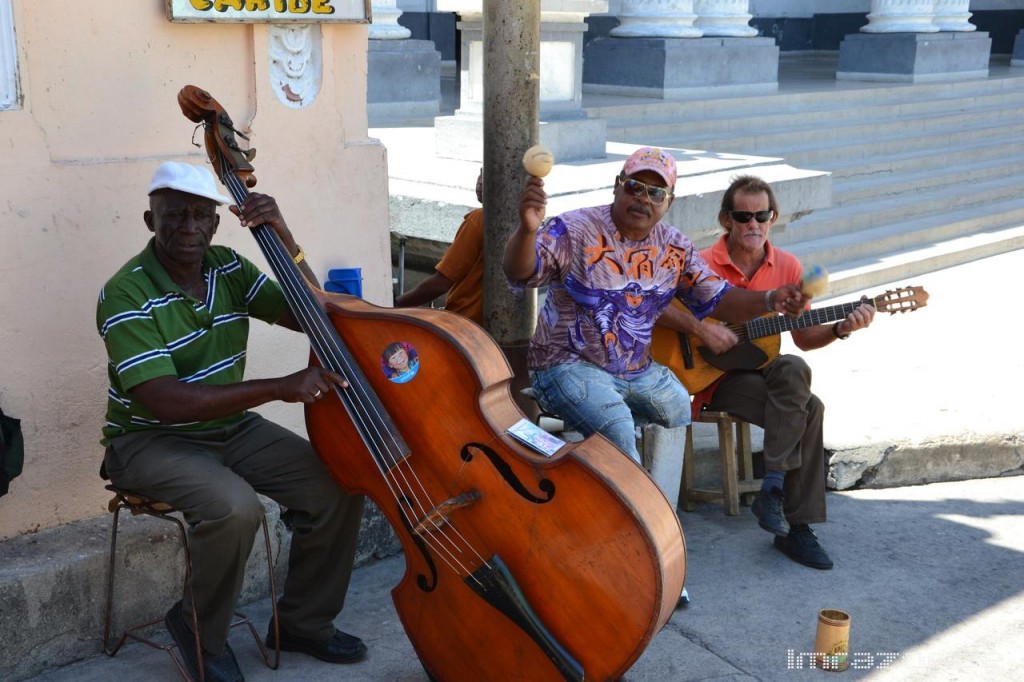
[{"xmin": 96, "ymin": 162, "xmax": 365, "ymax": 682}]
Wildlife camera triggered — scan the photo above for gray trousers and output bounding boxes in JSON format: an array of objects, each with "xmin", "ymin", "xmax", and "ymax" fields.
[
  {"xmin": 104, "ymin": 413, "xmax": 365, "ymax": 654},
  {"xmin": 706, "ymin": 354, "xmax": 827, "ymax": 525}
]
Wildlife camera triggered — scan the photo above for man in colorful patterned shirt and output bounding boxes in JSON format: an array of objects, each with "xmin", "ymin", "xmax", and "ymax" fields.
[
  {"xmin": 97, "ymin": 162, "xmax": 365, "ymax": 682},
  {"xmin": 504, "ymin": 147, "xmax": 808, "ymax": 464}
]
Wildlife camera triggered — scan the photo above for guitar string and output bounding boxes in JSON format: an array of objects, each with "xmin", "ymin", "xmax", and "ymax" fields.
[
  {"xmin": 742, "ymin": 299, "xmax": 872, "ymax": 339},
  {"xmin": 233, "ymin": 174, "xmax": 483, "ymax": 580},
  {"xmin": 219, "ymin": 168, "xmax": 486, "ymax": 581}
]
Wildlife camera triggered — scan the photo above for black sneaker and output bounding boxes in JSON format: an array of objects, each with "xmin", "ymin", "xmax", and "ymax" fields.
[
  {"xmin": 774, "ymin": 524, "xmax": 834, "ymax": 570},
  {"xmin": 751, "ymin": 488, "xmax": 790, "ymax": 537},
  {"xmin": 267, "ymin": 621, "xmax": 367, "ymax": 664},
  {"xmin": 164, "ymin": 600, "xmax": 245, "ymax": 682}
]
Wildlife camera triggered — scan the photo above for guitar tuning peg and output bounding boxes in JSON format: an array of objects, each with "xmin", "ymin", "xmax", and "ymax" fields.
[{"xmin": 243, "ymin": 148, "xmax": 256, "ymax": 162}]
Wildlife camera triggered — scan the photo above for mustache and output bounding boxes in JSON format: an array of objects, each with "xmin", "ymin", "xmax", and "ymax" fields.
[{"xmin": 629, "ymin": 202, "xmax": 652, "ymax": 217}]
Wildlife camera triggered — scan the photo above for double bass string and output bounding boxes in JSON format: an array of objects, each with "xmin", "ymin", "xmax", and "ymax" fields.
[{"xmin": 219, "ymin": 170, "xmax": 488, "ymax": 583}]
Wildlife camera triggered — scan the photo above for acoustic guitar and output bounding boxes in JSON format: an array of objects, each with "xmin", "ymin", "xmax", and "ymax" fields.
[{"xmin": 650, "ymin": 285, "xmax": 929, "ymax": 393}]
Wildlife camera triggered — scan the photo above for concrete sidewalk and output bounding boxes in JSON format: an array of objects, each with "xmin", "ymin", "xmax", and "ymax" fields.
[{"xmin": 23, "ymin": 475, "xmax": 1024, "ymax": 681}]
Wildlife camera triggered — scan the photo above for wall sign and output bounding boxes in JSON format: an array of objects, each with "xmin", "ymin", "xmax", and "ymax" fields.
[{"xmin": 166, "ymin": 0, "xmax": 370, "ymax": 23}]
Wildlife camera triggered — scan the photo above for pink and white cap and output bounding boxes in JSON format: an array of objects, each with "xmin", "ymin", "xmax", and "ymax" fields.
[{"xmin": 621, "ymin": 146, "xmax": 677, "ymax": 190}]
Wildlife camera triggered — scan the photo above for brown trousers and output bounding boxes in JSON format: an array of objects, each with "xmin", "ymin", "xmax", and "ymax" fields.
[
  {"xmin": 706, "ymin": 354, "xmax": 827, "ymax": 525},
  {"xmin": 104, "ymin": 413, "xmax": 365, "ymax": 654}
]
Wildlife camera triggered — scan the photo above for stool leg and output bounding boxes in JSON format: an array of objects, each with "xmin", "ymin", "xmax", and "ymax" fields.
[
  {"xmin": 239, "ymin": 515, "xmax": 281, "ymax": 670},
  {"xmin": 680, "ymin": 425, "xmax": 697, "ymax": 512},
  {"xmin": 103, "ymin": 505, "xmax": 128, "ymax": 656},
  {"xmin": 717, "ymin": 417, "xmax": 740, "ymax": 516},
  {"xmin": 736, "ymin": 420, "xmax": 758, "ymax": 506},
  {"xmin": 175, "ymin": 515, "xmax": 206, "ymax": 682},
  {"xmin": 736, "ymin": 421, "xmax": 754, "ymax": 481}
]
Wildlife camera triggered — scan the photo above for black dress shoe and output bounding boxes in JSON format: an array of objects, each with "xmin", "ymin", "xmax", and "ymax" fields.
[
  {"xmin": 751, "ymin": 488, "xmax": 790, "ymax": 537},
  {"xmin": 774, "ymin": 524, "xmax": 834, "ymax": 570},
  {"xmin": 268, "ymin": 622, "xmax": 367, "ymax": 664},
  {"xmin": 164, "ymin": 600, "xmax": 245, "ymax": 682}
]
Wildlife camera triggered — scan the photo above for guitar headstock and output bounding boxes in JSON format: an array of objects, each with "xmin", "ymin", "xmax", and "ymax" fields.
[
  {"xmin": 874, "ymin": 286, "xmax": 929, "ymax": 314},
  {"xmin": 177, "ymin": 85, "xmax": 257, "ymax": 192}
]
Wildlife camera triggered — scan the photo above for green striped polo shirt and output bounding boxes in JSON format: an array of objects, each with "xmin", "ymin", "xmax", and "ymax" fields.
[{"xmin": 96, "ymin": 238, "xmax": 288, "ymax": 444}]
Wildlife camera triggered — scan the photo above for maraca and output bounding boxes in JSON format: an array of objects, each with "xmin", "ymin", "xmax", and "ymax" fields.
[
  {"xmin": 801, "ymin": 265, "xmax": 829, "ymax": 298},
  {"xmin": 522, "ymin": 144, "xmax": 554, "ymax": 178}
]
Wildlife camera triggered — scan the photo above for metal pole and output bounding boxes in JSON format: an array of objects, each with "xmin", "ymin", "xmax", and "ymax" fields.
[{"xmin": 482, "ymin": 0, "xmax": 540, "ymax": 418}]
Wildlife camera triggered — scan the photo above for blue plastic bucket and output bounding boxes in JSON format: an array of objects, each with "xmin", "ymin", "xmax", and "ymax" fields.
[{"xmin": 325, "ymin": 267, "xmax": 363, "ymax": 297}]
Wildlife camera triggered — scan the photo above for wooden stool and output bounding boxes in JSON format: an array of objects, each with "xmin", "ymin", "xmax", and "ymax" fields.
[
  {"xmin": 680, "ymin": 411, "xmax": 761, "ymax": 516},
  {"xmin": 102, "ymin": 485, "xmax": 280, "ymax": 680}
]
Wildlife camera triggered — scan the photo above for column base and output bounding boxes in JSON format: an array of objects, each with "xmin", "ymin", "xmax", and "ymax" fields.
[
  {"xmin": 582, "ymin": 37, "xmax": 779, "ymax": 99},
  {"xmin": 837, "ymin": 32, "xmax": 992, "ymax": 83},
  {"xmin": 433, "ymin": 112, "xmax": 607, "ymax": 163},
  {"xmin": 367, "ymin": 40, "xmax": 441, "ymax": 123},
  {"xmin": 1012, "ymin": 29, "xmax": 1024, "ymax": 68}
]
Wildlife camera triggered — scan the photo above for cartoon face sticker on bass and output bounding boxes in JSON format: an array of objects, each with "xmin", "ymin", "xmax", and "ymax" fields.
[{"xmin": 381, "ymin": 341, "xmax": 420, "ymax": 384}]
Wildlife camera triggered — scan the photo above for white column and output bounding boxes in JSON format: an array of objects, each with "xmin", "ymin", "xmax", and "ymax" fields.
[
  {"xmin": 611, "ymin": 0, "xmax": 702, "ymax": 38},
  {"xmin": 933, "ymin": 0, "xmax": 976, "ymax": 32},
  {"xmin": 861, "ymin": 0, "xmax": 939, "ymax": 33},
  {"xmin": 370, "ymin": 0, "xmax": 413, "ymax": 39},
  {"xmin": 694, "ymin": 0, "xmax": 757, "ymax": 38}
]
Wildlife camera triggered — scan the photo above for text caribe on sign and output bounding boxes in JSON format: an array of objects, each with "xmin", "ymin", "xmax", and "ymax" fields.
[
  {"xmin": 189, "ymin": 0, "xmax": 334, "ymax": 12},
  {"xmin": 167, "ymin": 0, "xmax": 371, "ymax": 23}
]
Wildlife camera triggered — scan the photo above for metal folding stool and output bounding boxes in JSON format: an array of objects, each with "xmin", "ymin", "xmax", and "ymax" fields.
[{"xmin": 102, "ymin": 485, "xmax": 280, "ymax": 680}]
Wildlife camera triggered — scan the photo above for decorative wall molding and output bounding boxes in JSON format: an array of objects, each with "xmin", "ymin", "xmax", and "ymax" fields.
[{"xmin": 269, "ymin": 23, "xmax": 323, "ymax": 108}]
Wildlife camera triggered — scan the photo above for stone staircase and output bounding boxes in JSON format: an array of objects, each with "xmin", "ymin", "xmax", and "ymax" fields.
[{"xmin": 588, "ymin": 55, "xmax": 1024, "ymax": 298}]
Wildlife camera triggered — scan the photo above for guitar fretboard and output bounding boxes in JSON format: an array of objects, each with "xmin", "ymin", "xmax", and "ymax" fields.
[{"xmin": 740, "ymin": 298, "xmax": 877, "ymax": 341}]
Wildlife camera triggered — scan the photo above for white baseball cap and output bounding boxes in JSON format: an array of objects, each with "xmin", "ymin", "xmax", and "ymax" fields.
[{"xmin": 147, "ymin": 161, "xmax": 232, "ymax": 205}]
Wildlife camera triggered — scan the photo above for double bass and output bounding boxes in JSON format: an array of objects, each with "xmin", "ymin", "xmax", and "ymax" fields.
[{"xmin": 178, "ymin": 85, "xmax": 685, "ymax": 681}]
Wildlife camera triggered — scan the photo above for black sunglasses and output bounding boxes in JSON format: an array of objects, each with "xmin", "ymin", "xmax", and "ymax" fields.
[
  {"xmin": 617, "ymin": 176, "xmax": 672, "ymax": 205},
  {"xmin": 728, "ymin": 210, "xmax": 774, "ymax": 223}
]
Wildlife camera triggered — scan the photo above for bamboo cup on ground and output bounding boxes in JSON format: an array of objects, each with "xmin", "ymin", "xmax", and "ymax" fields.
[{"xmin": 814, "ymin": 608, "xmax": 851, "ymax": 672}]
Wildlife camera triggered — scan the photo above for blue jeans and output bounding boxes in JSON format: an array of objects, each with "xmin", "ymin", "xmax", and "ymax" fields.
[{"xmin": 531, "ymin": 361, "xmax": 691, "ymax": 463}]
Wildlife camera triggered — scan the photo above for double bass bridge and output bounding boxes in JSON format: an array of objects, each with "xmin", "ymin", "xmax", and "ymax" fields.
[{"xmin": 411, "ymin": 490, "xmax": 481, "ymax": 536}]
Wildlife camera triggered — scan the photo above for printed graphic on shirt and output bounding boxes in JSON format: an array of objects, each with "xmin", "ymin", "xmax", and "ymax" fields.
[{"xmin": 525, "ymin": 206, "xmax": 727, "ymax": 379}]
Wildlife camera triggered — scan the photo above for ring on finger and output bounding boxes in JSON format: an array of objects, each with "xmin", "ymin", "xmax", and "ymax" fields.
[{"xmin": 313, "ymin": 388, "xmax": 323, "ymax": 399}]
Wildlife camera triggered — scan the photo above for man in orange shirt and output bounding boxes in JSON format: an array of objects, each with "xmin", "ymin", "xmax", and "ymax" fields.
[
  {"xmin": 395, "ymin": 170, "xmax": 484, "ymax": 324},
  {"xmin": 662, "ymin": 175, "xmax": 875, "ymax": 570}
]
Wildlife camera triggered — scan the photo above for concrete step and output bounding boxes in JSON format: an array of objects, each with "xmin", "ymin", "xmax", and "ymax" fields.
[
  {"xmin": 620, "ymin": 109, "xmax": 1024, "ymax": 163},
  {"xmin": 585, "ymin": 68, "xmax": 1024, "ymax": 125},
  {"xmin": 778, "ymin": 175, "xmax": 1024, "ymax": 244},
  {"xmin": 790, "ymin": 216, "xmax": 1024, "ymax": 298},
  {"xmin": 815, "ymin": 225, "xmax": 1024, "ymax": 299},
  {"xmin": 762, "ymin": 120, "xmax": 1024, "ymax": 169},
  {"xmin": 825, "ymin": 138, "xmax": 1024, "ymax": 182},
  {"xmin": 832, "ymin": 153, "xmax": 1024, "ymax": 206},
  {"xmin": 602, "ymin": 90, "xmax": 1024, "ymax": 145}
]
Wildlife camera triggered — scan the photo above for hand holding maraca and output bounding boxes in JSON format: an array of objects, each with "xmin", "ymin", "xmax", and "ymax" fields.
[
  {"xmin": 801, "ymin": 265, "xmax": 829, "ymax": 298},
  {"xmin": 522, "ymin": 144, "xmax": 554, "ymax": 178}
]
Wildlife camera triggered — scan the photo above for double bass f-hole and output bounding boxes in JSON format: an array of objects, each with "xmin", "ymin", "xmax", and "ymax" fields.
[{"xmin": 461, "ymin": 442, "xmax": 556, "ymax": 504}]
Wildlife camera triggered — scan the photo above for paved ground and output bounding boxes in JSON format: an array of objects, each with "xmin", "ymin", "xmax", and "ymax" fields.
[
  {"xmin": 25, "ymin": 475, "xmax": 1024, "ymax": 682},
  {"xmin": 22, "ymin": 249, "xmax": 1024, "ymax": 681}
]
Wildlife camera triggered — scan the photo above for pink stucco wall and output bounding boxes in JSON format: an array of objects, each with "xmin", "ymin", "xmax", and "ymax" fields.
[{"xmin": 0, "ymin": 2, "xmax": 392, "ymax": 538}]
